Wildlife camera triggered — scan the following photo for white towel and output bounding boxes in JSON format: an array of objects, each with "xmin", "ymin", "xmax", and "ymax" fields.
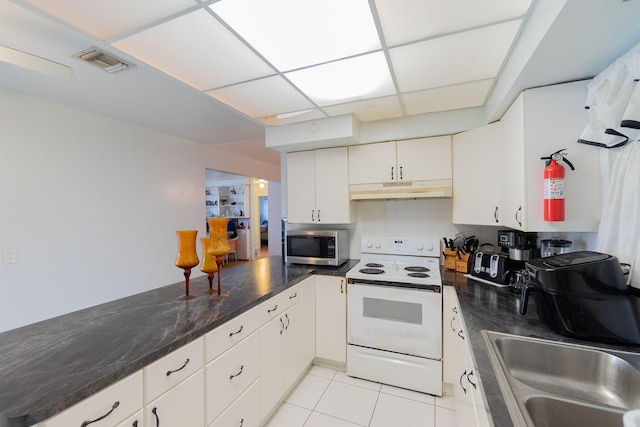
[{"xmin": 596, "ymin": 142, "xmax": 640, "ymax": 289}]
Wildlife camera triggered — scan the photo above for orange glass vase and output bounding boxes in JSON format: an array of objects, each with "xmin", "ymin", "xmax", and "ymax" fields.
[
  {"xmin": 175, "ymin": 230, "xmax": 199, "ymax": 300},
  {"xmin": 207, "ymin": 218, "xmax": 231, "ymax": 300},
  {"xmin": 200, "ymin": 237, "xmax": 218, "ymax": 294}
]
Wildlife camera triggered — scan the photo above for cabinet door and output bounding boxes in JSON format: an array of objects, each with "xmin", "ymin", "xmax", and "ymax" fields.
[
  {"xmin": 287, "ymin": 150, "xmax": 317, "ymax": 223},
  {"xmin": 282, "ymin": 303, "xmax": 303, "ymax": 392},
  {"xmin": 315, "ymin": 147, "xmax": 353, "ymax": 223},
  {"xmin": 145, "ymin": 370, "xmax": 204, "ymax": 427},
  {"xmin": 259, "ymin": 314, "xmax": 285, "ymax": 421},
  {"xmin": 397, "ymin": 136, "xmax": 452, "ymax": 182},
  {"xmin": 301, "ymin": 276, "xmax": 316, "ymax": 368},
  {"xmin": 500, "ymin": 94, "xmax": 527, "ymax": 230},
  {"xmin": 452, "ymin": 123, "xmax": 502, "ymax": 225},
  {"xmin": 348, "ymin": 141, "xmax": 396, "ymax": 184},
  {"xmin": 209, "ymin": 380, "xmax": 259, "ymax": 427},
  {"xmin": 315, "ymin": 276, "xmax": 347, "ymax": 363}
]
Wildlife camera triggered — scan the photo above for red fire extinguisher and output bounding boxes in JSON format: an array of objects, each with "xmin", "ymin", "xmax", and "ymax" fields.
[{"xmin": 541, "ymin": 149, "xmax": 575, "ymax": 222}]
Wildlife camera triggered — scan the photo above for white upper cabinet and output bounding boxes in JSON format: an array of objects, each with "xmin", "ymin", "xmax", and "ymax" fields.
[
  {"xmin": 287, "ymin": 147, "xmax": 354, "ymax": 224},
  {"xmin": 500, "ymin": 80, "xmax": 601, "ymax": 232},
  {"xmin": 349, "ymin": 137, "xmax": 452, "ymax": 185},
  {"xmin": 452, "ymin": 122, "xmax": 502, "ymax": 226}
]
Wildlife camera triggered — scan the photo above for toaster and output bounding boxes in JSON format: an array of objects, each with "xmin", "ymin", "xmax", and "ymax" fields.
[{"xmin": 471, "ymin": 251, "xmax": 510, "ymax": 284}]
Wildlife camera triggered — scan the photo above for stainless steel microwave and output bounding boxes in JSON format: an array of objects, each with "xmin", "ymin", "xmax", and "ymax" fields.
[{"xmin": 285, "ymin": 229, "xmax": 349, "ymax": 266}]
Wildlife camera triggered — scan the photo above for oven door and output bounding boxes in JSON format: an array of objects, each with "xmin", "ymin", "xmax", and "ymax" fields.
[{"xmin": 347, "ymin": 280, "xmax": 442, "ymax": 359}]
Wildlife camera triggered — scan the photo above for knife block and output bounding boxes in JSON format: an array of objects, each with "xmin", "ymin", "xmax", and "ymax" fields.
[
  {"xmin": 456, "ymin": 252, "xmax": 472, "ymax": 273},
  {"xmin": 443, "ymin": 248, "xmax": 458, "ymax": 271}
]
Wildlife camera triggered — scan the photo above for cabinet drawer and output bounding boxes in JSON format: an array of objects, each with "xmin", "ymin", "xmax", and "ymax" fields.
[
  {"xmin": 41, "ymin": 371, "xmax": 143, "ymax": 427},
  {"xmin": 115, "ymin": 409, "xmax": 142, "ymax": 427},
  {"xmin": 205, "ymin": 331, "xmax": 260, "ymax": 425},
  {"xmin": 205, "ymin": 306, "xmax": 260, "ymax": 363},
  {"xmin": 259, "ymin": 284, "xmax": 301, "ymax": 323},
  {"xmin": 143, "ymin": 337, "xmax": 203, "ymax": 404},
  {"xmin": 209, "ymin": 380, "xmax": 259, "ymax": 427}
]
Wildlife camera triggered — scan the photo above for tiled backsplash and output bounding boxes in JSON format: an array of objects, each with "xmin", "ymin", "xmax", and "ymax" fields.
[{"xmin": 349, "ymin": 199, "xmax": 597, "ymax": 259}]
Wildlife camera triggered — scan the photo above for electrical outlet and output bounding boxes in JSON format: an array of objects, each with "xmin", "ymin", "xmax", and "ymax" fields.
[{"xmin": 3, "ymin": 248, "xmax": 17, "ymax": 264}]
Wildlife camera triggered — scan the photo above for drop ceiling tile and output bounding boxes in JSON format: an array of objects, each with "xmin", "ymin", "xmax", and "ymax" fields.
[
  {"xmin": 285, "ymin": 52, "xmax": 395, "ymax": 106},
  {"xmin": 402, "ymin": 79, "xmax": 494, "ymax": 115},
  {"xmin": 375, "ymin": 0, "xmax": 531, "ymax": 46},
  {"xmin": 390, "ymin": 20, "xmax": 521, "ymax": 93},
  {"xmin": 210, "ymin": 0, "xmax": 380, "ymax": 71},
  {"xmin": 24, "ymin": 0, "xmax": 197, "ymax": 40},
  {"xmin": 322, "ymin": 96, "xmax": 403, "ymax": 122},
  {"xmin": 113, "ymin": 10, "xmax": 274, "ymax": 91},
  {"xmin": 206, "ymin": 75, "xmax": 315, "ymax": 119}
]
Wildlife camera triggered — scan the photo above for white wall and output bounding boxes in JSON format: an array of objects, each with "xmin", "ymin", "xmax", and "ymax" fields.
[{"xmin": 0, "ymin": 88, "xmax": 272, "ymax": 332}]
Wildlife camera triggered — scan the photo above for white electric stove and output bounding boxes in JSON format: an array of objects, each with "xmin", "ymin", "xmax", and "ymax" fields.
[{"xmin": 346, "ymin": 235, "xmax": 443, "ymax": 395}]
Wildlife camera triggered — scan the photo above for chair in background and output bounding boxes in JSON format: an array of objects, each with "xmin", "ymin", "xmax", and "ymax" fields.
[{"xmin": 223, "ymin": 237, "xmax": 239, "ymax": 265}]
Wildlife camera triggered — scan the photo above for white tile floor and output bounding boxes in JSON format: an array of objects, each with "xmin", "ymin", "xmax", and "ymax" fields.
[{"xmin": 265, "ymin": 365, "xmax": 458, "ymax": 427}]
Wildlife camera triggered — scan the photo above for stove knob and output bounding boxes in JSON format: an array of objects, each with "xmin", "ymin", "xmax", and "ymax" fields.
[
  {"xmin": 374, "ymin": 241, "xmax": 382, "ymax": 249},
  {"xmin": 365, "ymin": 240, "xmax": 373, "ymax": 248},
  {"xmin": 416, "ymin": 243, "xmax": 424, "ymax": 251}
]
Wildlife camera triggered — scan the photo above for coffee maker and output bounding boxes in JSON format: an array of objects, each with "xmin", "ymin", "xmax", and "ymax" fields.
[{"xmin": 497, "ymin": 230, "xmax": 539, "ymax": 288}]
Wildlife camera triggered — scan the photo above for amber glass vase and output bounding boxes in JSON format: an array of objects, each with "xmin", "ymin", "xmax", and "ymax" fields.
[
  {"xmin": 175, "ymin": 230, "xmax": 199, "ymax": 300},
  {"xmin": 200, "ymin": 237, "xmax": 218, "ymax": 294},
  {"xmin": 207, "ymin": 218, "xmax": 231, "ymax": 300}
]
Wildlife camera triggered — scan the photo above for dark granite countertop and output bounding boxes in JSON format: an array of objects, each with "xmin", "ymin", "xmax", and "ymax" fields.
[
  {"xmin": 444, "ymin": 271, "xmax": 640, "ymax": 427},
  {"xmin": 294, "ymin": 259, "xmax": 359, "ymax": 277},
  {"xmin": 0, "ymin": 256, "xmax": 313, "ymax": 427}
]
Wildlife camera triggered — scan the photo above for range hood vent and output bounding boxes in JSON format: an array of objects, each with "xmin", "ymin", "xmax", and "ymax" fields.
[
  {"xmin": 73, "ymin": 47, "xmax": 134, "ymax": 73},
  {"xmin": 350, "ymin": 179, "xmax": 453, "ymax": 200}
]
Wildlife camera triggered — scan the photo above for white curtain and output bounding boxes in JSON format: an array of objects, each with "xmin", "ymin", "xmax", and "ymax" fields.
[
  {"xmin": 596, "ymin": 142, "xmax": 640, "ymax": 287},
  {"xmin": 584, "ymin": 41, "xmax": 640, "ymax": 287}
]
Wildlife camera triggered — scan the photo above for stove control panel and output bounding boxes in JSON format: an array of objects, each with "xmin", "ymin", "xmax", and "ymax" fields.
[{"xmin": 361, "ymin": 236, "xmax": 439, "ymax": 256}]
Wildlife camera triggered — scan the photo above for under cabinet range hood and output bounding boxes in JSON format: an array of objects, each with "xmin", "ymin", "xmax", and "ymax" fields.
[{"xmin": 349, "ymin": 179, "xmax": 452, "ymax": 200}]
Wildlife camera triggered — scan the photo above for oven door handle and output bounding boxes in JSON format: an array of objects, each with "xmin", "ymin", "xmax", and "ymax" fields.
[{"xmin": 347, "ymin": 278, "xmax": 441, "ymax": 293}]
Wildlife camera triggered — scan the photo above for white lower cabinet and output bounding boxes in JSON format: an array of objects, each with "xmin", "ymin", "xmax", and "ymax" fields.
[
  {"xmin": 443, "ymin": 287, "xmax": 490, "ymax": 427},
  {"xmin": 315, "ymin": 275, "xmax": 346, "ymax": 363},
  {"xmin": 116, "ymin": 409, "xmax": 143, "ymax": 427},
  {"xmin": 259, "ymin": 302, "xmax": 303, "ymax": 421},
  {"xmin": 204, "ymin": 331, "xmax": 260, "ymax": 425},
  {"xmin": 144, "ymin": 370, "xmax": 204, "ymax": 427},
  {"xmin": 40, "ymin": 371, "xmax": 143, "ymax": 427},
  {"xmin": 301, "ymin": 276, "xmax": 316, "ymax": 368},
  {"xmin": 209, "ymin": 380, "xmax": 259, "ymax": 427}
]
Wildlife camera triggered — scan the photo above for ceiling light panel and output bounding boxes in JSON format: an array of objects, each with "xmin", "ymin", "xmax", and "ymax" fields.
[
  {"xmin": 402, "ymin": 79, "xmax": 494, "ymax": 115},
  {"xmin": 206, "ymin": 75, "xmax": 315, "ymax": 118},
  {"xmin": 210, "ymin": 0, "xmax": 381, "ymax": 71},
  {"xmin": 391, "ymin": 20, "xmax": 521, "ymax": 93},
  {"xmin": 285, "ymin": 52, "xmax": 395, "ymax": 106},
  {"xmin": 23, "ymin": 0, "xmax": 197, "ymax": 40},
  {"xmin": 374, "ymin": 0, "xmax": 531, "ymax": 46},
  {"xmin": 113, "ymin": 10, "xmax": 274, "ymax": 91}
]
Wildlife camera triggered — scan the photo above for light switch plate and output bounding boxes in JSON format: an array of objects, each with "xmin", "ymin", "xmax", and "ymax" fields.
[{"xmin": 3, "ymin": 248, "xmax": 17, "ymax": 264}]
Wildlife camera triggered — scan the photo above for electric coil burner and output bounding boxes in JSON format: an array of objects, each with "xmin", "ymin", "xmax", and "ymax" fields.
[{"xmin": 346, "ymin": 235, "xmax": 443, "ymax": 396}]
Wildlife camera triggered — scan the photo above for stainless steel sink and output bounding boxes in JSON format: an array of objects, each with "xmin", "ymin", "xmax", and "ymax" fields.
[{"xmin": 483, "ymin": 331, "xmax": 640, "ymax": 427}]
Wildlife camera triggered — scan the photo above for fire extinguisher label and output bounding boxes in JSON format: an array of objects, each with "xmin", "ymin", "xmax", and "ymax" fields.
[{"xmin": 544, "ymin": 178, "xmax": 564, "ymax": 199}]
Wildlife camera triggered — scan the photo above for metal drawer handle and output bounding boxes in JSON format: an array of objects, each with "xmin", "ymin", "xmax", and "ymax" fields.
[
  {"xmin": 166, "ymin": 358, "xmax": 189, "ymax": 376},
  {"xmin": 152, "ymin": 407, "xmax": 160, "ymax": 426},
  {"xmin": 458, "ymin": 330, "xmax": 465, "ymax": 340},
  {"xmin": 285, "ymin": 313, "xmax": 290, "ymax": 330},
  {"xmin": 289, "ymin": 293, "xmax": 297, "ymax": 300},
  {"xmin": 400, "ymin": 166, "xmax": 403, "ymax": 180},
  {"xmin": 229, "ymin": 325, "xmax": 244, "ymax": 337},
  {"xmin": 81, "ymin": 401, "xmax": 119, "ymax": 426},
  {"xmin": 318, "ymin": 209, "xmax": 321, "ymax": 222},
  {"xmin": 341, "ymin": 280, "xmax": 344, "ymax": 293},
  {"xmin": 450, "ymin": 317, "xmax": 456, "ymax": 332},
  {"xmin": 280, "ymin": 317, "xmax": 284, "ymax": 334},
  {"xmin": 494, "ymin": 206, "xmax": 499, "ymax": 223},
  {"xmin": 268, "ymin": 305, "xmax": 278, "ymax": 313},
  {"xmin": 240, "ymin": 418, "xmax": 244, "ymax": 427},
  {"xmin": 230, "ymin": 365, "xmax": 244, "ymax": 380},
  {"xmin": 459, "ymin": 370, "xmax": 468, "ymax": 395},
  {"xmin": 132, "ymin": 421, "xmax": 138, "ymax": 427},
  {"xmin": 452, "ymin": 307, "xmax": 458, "ymax": 314},
  {"xmin": 467, "ymin": 370, "xmax": 477, "ymax": 389}
]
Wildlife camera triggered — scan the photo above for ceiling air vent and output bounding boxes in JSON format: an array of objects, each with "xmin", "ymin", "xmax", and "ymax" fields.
[{"xmin": 72, "ymin": 47, "xmax": 134, "ymax": 73}]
